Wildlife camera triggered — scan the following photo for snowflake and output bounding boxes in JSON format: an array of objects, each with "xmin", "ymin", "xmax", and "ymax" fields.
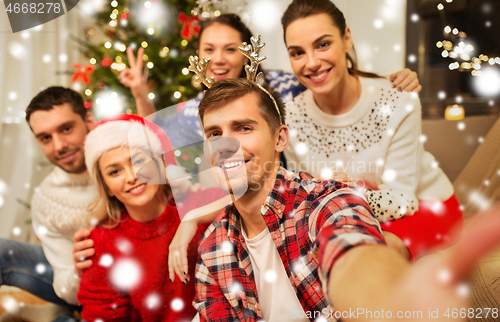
[
  {"xmin": 170, "ymin": 298, "xmax": 184, "ymax": 312},
  {"xmin": 99, "ymin": 254, "xmax": 114, "ymax": 267},
  {"xmin": 457, "ymin": 283, "xmax": 470, "ymax": 297},
  {"xmin": 264, "ymin": 270, "xmax": 277, "ymax": 283},
  {"xmin": 221, "ymin": 241, "xmax": 233, "ymax": 254},
  {"xmin": 35, "ymin": 263, "xmax": 46, "ymax": 274},
  {"xmin": 438, "ymin": 268, "xmax": 452, "ymax": 284},
  {"xmin": 110, "ymin": 259, "xmax": 142, "ymax": 290},
  {"xmin": 12, "ymin": 226, "xmax": 21, "ymax": 236},
  {"xmin": 115, "ymin": 238, "xmax": 133, "ymax": 254},
  {"xmin": 36, "ymin": 225, "xmax": 48, "ymax": 236},
  {"xmin": 230, "ymin": 282, "xmax": 241, "ymax": 294},
  {"xmin": 145, "ymin": 293, "xmax": 161, "ymax": 310},
  {"xmin": 381, "ymin": 169, "xmax": 397, "ymax": 182},
  {"xmin": 1, "ymin": 296, "xmax": 18, "ymax": 312},
  {"xmin": 294, "ymin": 142, "xmax": 308, "ymax": 156},
  {"xmin": 320, "ymin": 168, "xmax": 333, "ymax": 180}
]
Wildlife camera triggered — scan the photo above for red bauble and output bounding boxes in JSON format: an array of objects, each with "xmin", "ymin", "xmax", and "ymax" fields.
[
  {"xmin": 101, "ymin": 58, "xmax": 113, "ymax": 67},
  {"xmin": 182, "ymin": 154, "xmax": 190, "ymax": 161},
  {"xmin": 84, "ymin": 102, "xmax": 92, "ymax": 109}
]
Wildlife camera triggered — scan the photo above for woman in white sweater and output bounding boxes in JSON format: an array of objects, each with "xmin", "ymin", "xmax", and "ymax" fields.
[{"xmin": 281, "ymin": 0, "xmax": 462, "ymax": 259}]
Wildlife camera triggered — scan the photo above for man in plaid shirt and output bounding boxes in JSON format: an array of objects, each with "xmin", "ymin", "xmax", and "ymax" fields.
[{"xmin": 193, "ymin": 78, "xmax": 500, "ymax": 322}]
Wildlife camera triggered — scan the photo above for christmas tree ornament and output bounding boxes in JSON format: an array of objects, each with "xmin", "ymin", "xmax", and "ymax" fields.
[
  {"xmin": 191, "ymin": 0, "xmax": 226, "ymax": 20},
  {"xmin": 69, "ymin": 0, "xmax": 199, "ymax": 114},
  {"xmin": 84, "ymin": 28, "xmax": 95, "ymax": 40},
  {"xmin": 102, "ymin": 58, "xmax": 113, "ymax": 67},
  {"xmin": 178, "ymin": 12, "xmax": 200, "ymax": 40},
  {"xmin": 71, "ymin": 64, "xmax": 95, "ymax": 85}
]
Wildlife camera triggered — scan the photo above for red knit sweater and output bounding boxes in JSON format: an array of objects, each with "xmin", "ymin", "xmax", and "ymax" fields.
[{"xmin": 78, "ymin": 188, "xmax": 223, "ymax": 321}]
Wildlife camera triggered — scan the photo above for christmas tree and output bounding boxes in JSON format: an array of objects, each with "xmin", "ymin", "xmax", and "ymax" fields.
[
  {"xmin": 68, "ymin": 0, "xmax": 234, "ymax": 173},
  {"xmin": 69, "ymin": 0, "xmax": 206, "ymax": 118}
]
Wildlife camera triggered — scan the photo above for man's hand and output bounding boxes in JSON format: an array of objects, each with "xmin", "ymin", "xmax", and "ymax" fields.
[
  {"xmin": 384, "ymin": 231, "xmax": 410, "ymax": 260},
  {"xmin": 389, "ymin": 207, "xmax": 500, "ymax": 321},
  {"xmin": 73, "ymin": 229, "xmax": 94, "ymax": 277},
  {"xmin": 390, "ymin": 68, "xmax": 422, "ymax": 93},
  {"xmin": 168, "ymin": 221, "xmax": 199, "ymax": 283},
  {"xmin": 329, "ymin": 205, "xmax": 500, "ymax": 321}
]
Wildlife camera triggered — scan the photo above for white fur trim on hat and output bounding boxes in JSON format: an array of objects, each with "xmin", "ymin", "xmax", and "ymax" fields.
[{"xmin": 85, "ymin": 120, "xmax": 164, "ymax": 179}]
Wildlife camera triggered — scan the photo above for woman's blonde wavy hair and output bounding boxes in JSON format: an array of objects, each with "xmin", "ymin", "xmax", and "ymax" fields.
[{"xmin": 87, "ymin": 149, "xmax": 170, "ymax": 228}]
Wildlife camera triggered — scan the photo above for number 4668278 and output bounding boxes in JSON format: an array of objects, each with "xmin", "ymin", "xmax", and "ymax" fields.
[{"xmin": 5, "ymin": 2, "xmax": 62, "ymax": 14}]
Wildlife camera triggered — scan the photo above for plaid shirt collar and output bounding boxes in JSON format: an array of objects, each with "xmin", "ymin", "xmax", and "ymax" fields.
[{"xmin": 225, "ymin": 167, "xmax": 289, "ymax": 245}]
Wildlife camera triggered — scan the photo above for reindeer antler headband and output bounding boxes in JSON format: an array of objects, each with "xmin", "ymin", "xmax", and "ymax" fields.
[{"xmin": 187, "ymin": 34, "xmax": 283, "ymax": 125}]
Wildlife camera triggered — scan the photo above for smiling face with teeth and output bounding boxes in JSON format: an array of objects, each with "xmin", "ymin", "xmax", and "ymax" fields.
[
  {"xmin": 285, "ymin": 13, "xmax": 353, "ymax": 97},
  {"xmin": 99, "ymin": 146, "xmax": 166, "ymax": 217},
  {"xmin": 203, "ymin": 92, "xmax": 288, "ymax": 197},
  {"xmin": 199, "ymin": 22, "xmax": 248, "ymax": 82}
]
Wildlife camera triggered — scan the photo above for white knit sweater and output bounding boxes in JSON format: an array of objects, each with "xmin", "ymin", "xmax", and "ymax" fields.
[
  {"xmin": 284, "ymin": 77, "xmax": 454, "ymax": 222},
  {"xmin": 31, "ymin": 166, "xmax": 98, "ymax": 305}
]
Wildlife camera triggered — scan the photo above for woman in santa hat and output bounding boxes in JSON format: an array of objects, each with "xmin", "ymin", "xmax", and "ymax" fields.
[{"xmin": 77, "ymin": 114, "xmax": 222, "ymax": 321}]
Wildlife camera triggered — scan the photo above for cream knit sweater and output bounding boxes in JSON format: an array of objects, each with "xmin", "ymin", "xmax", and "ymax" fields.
[
  {"xmin": 31, "ymin": 166, "xmax": 98, "ymax": 305},
  {"xmin": 284, "ymin": 77, "xmax": 454, "ymax": 223}
]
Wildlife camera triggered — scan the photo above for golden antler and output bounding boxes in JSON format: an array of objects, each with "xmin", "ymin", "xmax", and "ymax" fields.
[
  {"xmin": 188, "ymin": 55, "xmax": 215, "ymax": 88},
  {"xmin": 239, "ymin": 34, "xmax": 266, "ymax": 84}
]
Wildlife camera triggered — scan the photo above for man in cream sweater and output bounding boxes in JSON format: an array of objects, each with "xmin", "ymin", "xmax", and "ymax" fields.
[{"xmin": 0, "ymin": 87, "xmax": 96, "ymax": 321}]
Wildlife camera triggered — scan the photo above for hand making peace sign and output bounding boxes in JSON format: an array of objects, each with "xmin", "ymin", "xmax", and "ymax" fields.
[{"xmin": 119, "ymin": 47, "xmax": 149, "ymax": 100}]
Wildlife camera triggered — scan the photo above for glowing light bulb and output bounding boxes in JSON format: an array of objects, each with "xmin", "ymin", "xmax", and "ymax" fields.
[{"xmin": 444, "ymin": 105, "xmax": 464, "ymax": 120}]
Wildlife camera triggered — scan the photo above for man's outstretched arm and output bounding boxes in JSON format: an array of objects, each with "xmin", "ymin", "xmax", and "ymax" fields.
[{"xmin": 328, "ymin": 205, "xmax": 500, "ymax": 322}]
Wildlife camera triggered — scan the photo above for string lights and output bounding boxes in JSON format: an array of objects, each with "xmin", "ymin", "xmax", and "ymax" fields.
[{"xmin": 436, "ymin": 0, "xmax": 499, "ymax": 76}]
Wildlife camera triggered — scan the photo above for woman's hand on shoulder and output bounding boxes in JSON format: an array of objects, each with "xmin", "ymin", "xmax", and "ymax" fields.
[
  {"xmin": 73, "ymin": 229, "xmax": 95, "ymax": 276},
  {"xmin": 390, "ymin": 68, "xmax": 422, "ymax": 93}
]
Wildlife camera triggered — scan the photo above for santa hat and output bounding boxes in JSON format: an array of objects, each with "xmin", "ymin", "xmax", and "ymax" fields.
[{"xmin": 85, "ymin": 114, "xmax": 177, "ymax": 180}]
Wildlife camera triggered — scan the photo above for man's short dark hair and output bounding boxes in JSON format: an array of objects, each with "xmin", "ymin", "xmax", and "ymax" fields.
[
  {"xmin": 26, "ymin": 86, "xmax": 87, "ymax": 127},
  {"xmin": 198, "ymin": 78, "xmax": 286, "ymax": 132}
]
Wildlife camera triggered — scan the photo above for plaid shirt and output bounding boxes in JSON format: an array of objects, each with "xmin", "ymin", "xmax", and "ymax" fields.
[{"xmin": 194, "ymin": 167, "xmax": 385, "ymax": 322}]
